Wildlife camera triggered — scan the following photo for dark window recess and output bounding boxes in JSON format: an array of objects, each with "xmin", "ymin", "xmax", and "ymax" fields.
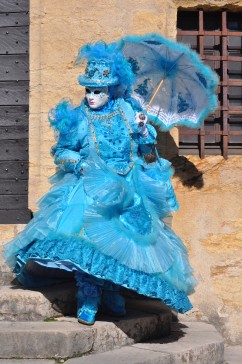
[
  {"xmin": 177, "ymin": 10, "xmax": 242, "ymax": 158},
  {"xmin": 0, "ymin": 0, "xmax": 31, "ymax": 223}
]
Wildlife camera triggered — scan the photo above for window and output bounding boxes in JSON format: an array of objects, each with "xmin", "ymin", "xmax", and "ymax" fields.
[
  {"xmin": 0, "ymin": 0, "xmax": 31, "ymax": 223},
  {"xmin": 177, "ymin": 9, "xmax": 242, "ymax": 158}
]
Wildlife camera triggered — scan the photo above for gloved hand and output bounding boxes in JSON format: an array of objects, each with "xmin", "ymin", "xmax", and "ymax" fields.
[
  {"xmin": 75, "ymin": 159, "xmax": 87, "ymax": 175},
  {"xmin": 55, "ymin": 150, "xmax": 81, "ymax": 173},
  {"xmin": 56, "ymin": 158, "xmax": 79, "ymax": 172},
  {"xmin": 135, "ymin": 112, "xmax": 149, "ymax": 137}
]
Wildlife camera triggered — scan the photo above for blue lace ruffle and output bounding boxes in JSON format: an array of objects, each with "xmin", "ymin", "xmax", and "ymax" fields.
[{"xmin": 15, "ymin": 234, "xmax": 192, "ymax": 314}]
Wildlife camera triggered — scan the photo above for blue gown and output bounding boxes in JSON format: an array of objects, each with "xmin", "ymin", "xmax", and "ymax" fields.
[{"xmin": 3, "ymin": 97, "xmax": 196, "ymax": 313}]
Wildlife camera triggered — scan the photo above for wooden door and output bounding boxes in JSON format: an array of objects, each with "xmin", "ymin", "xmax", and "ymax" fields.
[{"xmin": 0, "ymin": 0, "xmax": 31, "ymax": 223}]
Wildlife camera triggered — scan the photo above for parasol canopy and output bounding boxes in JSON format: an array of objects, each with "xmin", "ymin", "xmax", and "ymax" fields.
[{"xmin": 122, "ymin": 33, "xmax": 218, "ymax": 131}]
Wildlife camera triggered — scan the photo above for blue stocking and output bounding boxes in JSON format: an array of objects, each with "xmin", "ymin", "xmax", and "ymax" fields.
[
  {"xmin": 75, "ymin": 271, "xmax": 103, "ymax": 325},
  {"xmin": 101, "ymin": 281, "xmax": 126, "ymax": 316}
]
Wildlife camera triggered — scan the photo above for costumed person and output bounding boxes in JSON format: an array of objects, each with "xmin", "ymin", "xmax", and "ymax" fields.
[{"xmin": 3, "ymin": 40, "xmax": 197, "ymax": 325}]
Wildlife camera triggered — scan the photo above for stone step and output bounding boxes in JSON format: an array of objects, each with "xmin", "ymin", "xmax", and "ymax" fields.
[
  {"xmin": 224, "ymin": 345, "xmax": 242, "ymax": 364},
  {"xmin": 0, "ymin": 361, "xmax": 55, "ymax": 364},
  {"xmin": 0, "ymin": 284, "xmax": 172, "ymax": 322},
  {"xmin": 0, "ymin": 284, "xmax": 77, "ymax": 321},
  {"xmin": 0, "ymin": 253, "xmax": 15, "ymax": 286},
  {"xmin": 0, "ymin": 272, "xmax": 15, "ymax": 286},
  {"xmin": 0, "ymin": 321, "xmax": 224, "ymax": 363},
  {"xmin": 67, "ymin": 321, "xmax": 224, "ymax": 364},
  {"xmin": 0, "ymin": 306, "xmax": 171, "ymax": 359}
]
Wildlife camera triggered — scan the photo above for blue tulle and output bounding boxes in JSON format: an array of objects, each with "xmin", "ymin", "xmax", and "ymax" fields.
[
  {"xmin": 14, "ymin": 234, "xmax": 193, "ymax": 313},
  {"xmin": 3, "ymin": 97, "xmax": 197, "ymax": 314}
]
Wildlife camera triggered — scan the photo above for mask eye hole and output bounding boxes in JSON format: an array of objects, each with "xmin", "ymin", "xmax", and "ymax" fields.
[
  {"xmin": 85, "ymin": 88, "xmax": 91, "ymax": 94},
  {"xmin": 94, "ymin": 90, "xmax": 101, "ymax": 95}
]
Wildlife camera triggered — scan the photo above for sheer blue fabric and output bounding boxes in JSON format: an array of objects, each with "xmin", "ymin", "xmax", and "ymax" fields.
[{"xmin": 3, "ymin": 97, "xmax": 196, "ymax": 314}]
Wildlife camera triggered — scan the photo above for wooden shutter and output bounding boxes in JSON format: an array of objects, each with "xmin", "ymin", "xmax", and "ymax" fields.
[{"xmin": 0, "ymin": 0, "xmax": 31, "ymax": 223}]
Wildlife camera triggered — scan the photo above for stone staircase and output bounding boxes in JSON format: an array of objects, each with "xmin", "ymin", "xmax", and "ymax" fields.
[{"xmin": 0, "ymin": 253, "xmax": 225, "ymax": 363}]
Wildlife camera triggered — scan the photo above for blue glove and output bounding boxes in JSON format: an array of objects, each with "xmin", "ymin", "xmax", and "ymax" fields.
[{"xmin": 55, "ymin": 150, "xmax": 81, "ymax": 173}]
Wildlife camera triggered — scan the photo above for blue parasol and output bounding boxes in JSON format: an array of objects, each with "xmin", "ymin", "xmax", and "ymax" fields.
[{"xmin": 122, "ymin": 33, "xmax": 218, "ymax": 131}]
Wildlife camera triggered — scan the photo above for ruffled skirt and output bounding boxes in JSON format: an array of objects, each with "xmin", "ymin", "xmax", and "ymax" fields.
[{"xmin": 3, "ymin": 155, "xmax": 196, "ymax": 313}]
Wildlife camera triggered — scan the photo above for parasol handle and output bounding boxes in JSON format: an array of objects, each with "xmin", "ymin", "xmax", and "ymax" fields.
[{"xmin": 146, "ymin": 78, "xmax": 165, "ymax": 110}]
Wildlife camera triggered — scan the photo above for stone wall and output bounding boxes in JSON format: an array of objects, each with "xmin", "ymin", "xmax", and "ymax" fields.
[
  {"xmin": 172, "ymin": 156, "xmax": 242, "ymax": 344},
  {"xmin": 1, "ymin": 0, "xmax": 242, "ymax": 345},
  {"xmin": 28, "ymin": 0, "xmax": 178, "ymax": 209},
  {"xmin": 171, "ymin": 0, "xmax": 242, "ymax": 344}
]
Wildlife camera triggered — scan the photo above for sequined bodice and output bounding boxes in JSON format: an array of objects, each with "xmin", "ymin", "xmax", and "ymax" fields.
[{"xmin": 85, "ymin": 100, "xmax": 136, "ymax": 175}]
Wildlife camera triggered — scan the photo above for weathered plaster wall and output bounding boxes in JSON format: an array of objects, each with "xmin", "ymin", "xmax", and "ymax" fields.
[
  {"xmin": 172, "ymin": 156, "xmax": 242, "ymax": 344},
  {"xmin": 175, "ymin": 0, "xmax": 242, "ymax": 10}
]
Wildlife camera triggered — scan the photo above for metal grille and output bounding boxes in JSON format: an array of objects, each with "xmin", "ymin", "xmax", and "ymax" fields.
[
  {"xmin": 0, "ymin": 0, "xmax": 31, "ymax": 223},
  {"xmin": 177, "ymin": 9, "xmax": 242, "ymax": 158}
]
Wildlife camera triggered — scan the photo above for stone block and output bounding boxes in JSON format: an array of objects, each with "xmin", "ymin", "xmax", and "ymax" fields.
[
  {"xmin": 91, "ymin": 310, "xmax": 171, "ymax": 354},
  {"xmin": 0, "ymin": 321, "xmax": 94, "ymax": 359},
  {"xmin": 66, "ymin": 321, "xmax": 224, "ymax": 364},
  {"xmin": 67, "ymin": 346, "xmax": 172, "ymax": 364},
  {"xmin": 224, "ymin": 345, "xmax": 242, "ymax": 364},
  {"xmin": 0, "ymin": 284, "xmax": 77, "ymax": 321},
  {"xmin": 0, "ymin": 274, "xmax": 15, "ymax": 287},
  {"xmin": 0, "ymin": 305, "xmax": 171, "ymax": 359},
  {"xmin": 134, "ymin": 322, "xmax": 224, "ymax": 364},
  {"xmin": 0, "ymin": 245, "xmax": 16, "ymax": 286},
  {"xmin": 0, "ymin": 361, "xmax": 55, "ymax": 364}
]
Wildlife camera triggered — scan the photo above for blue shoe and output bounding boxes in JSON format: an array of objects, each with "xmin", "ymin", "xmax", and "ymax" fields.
[
  {"xmin": 76, "ymin": 282, "xmax": 102, "ymax": 325},
  {"xmin": 77, "ymin": 294, "xmax": 100, "ymax": 325},
  {"xmin": 75, "ymin": 272, "xmax": 104, "ymax": 325},
  {"xmin": 101, "ymin": 290, "xmax": 126, "ymax": 317}
]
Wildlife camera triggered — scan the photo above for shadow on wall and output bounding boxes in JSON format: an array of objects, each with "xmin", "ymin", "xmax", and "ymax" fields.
[{"xmin": 156, "ymin": 130, "xmax": 204, "ymax": 190}]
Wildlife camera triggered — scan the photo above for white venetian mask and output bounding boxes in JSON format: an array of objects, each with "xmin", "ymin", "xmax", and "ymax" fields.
[{"xmin": 85, "ymin": 87, "xmax": 109, "ymax": 110}]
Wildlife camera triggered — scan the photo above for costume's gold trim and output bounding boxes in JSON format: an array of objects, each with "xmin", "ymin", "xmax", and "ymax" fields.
[
  {"xmin": 85, "ymin": 101, "xmax": 134, "ymax": 175},
  {"xmin": 59, "ymin": 159, "xmax": 77, "ymax": 166}
]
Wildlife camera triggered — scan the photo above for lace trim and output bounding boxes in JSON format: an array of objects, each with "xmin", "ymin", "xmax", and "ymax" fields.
[
  {"xmin": 85, "ymin": 100, "xmax": 134, "ymax": 175},
  {"xmin": 15, "ymin": 235, "xmax": 193, "ymax": 314}
]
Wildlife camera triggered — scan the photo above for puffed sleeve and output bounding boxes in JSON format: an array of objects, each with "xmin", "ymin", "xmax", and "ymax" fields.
[{"xmin": 49, "ymin": 99, "xmax": 88, "ymax": 174}]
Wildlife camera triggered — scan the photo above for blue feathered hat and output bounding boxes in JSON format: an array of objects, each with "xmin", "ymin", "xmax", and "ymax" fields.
[
  {"xmin": 78, "ymin": 59, "xmax": 119, "ymax": 87},
  {"xmin": 75, "ymin": 40, "xmax": 135, "ymax": 96}
]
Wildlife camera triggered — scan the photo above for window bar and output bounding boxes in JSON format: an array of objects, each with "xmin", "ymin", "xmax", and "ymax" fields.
[
  {"xmin": 198, "ymin": 10, "xmax": 205, "ymax": 158},
  {"xmin": 199, "ymin": 121, "xmax": 205, "ymax": 158},
  {"xmin": 177, "ymin": 9, "xmax": 242, "ymax": 156},
  {"xmin": 223, "ymin": 112, "xmax": 228, "ymax": 159},
  {"xmin": 222, "ymin": 10, "xmax": 228, "ymax": 158}
]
